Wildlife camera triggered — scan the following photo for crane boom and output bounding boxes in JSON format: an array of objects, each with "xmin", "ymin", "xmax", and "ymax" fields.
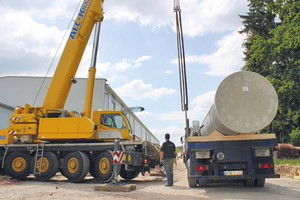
[{"xmin": 42, "ymin": 0, "xmax": 104, "ymax": 109}]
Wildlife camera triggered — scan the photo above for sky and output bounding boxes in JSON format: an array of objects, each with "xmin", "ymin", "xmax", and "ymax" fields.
[{"xmin": 0, "ymin": 0, "xmax": 249, "ymax": 146}]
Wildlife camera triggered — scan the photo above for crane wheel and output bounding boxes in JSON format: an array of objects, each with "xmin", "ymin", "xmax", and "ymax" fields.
[
  {"xmin": 120, "ymin": 165, "xmax": 140, "ymax": 180},
  {"xmin": 31, "ymin": 152, "xmax": 59, "ymax": 181},
  {"xmin": 62, "ymin": 151, "xmax": 90, "ymax": 183},
  {"xmin": 4, "ymin": 151, "xmax": 32, "ymax": 180},
  {"xmin": 94, "ymin": 150, "xmax": 113, "ymax": 183}
]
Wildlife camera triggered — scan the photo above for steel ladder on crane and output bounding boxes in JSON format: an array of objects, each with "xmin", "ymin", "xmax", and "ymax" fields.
[{"xmin": 33, "ymin": 143, "xmax": 45, "ymax": 175}]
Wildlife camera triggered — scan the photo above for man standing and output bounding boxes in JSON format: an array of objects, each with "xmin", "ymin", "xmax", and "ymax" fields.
[{"xmin": 160, "ymin": 133, "xmax": 176, "ymax": 186}]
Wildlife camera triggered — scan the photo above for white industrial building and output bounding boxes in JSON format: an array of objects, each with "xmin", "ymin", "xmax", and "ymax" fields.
[{"xmin": 0, "ymin": 76, "xmax": 159, "ymax": 144}]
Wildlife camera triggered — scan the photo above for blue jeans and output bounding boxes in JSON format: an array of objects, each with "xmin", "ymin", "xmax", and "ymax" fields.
[{"xmin": 163, "ymin": 158, "xmax": 174, "ymax": 185}]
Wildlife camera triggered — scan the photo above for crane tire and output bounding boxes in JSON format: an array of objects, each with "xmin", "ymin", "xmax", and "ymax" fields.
[
  {"xmin": 4, "ymin": 151, "xmax": 32, "ymax": 180},
  {"xmin": 63, "ymin": 151, "xmax": 90, "ymax": 183},
  {"xmin": 31, "ymin": 152, "xmax": 59, "ymax": 181},
  {"xmin": 94, "ymin": 150, "xmax": 114, "ymax": 183}
]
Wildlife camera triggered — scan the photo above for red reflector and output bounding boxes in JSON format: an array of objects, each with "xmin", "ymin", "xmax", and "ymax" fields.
[
  {"xmin": 258, "ymin": 163, "xmax": 273, "ymax": 168},
  {"xmin": 263, "ymin": 163, "xmax": 269, "ymax": 169},
  {"xmin": 198, "ymin": 165, "xmax": 208, "ymax": 170}
]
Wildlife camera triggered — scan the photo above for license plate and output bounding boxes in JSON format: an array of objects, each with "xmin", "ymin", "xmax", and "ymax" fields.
[
  {"xmin": 195, "ymin": 150, "xmax": 210, "ymax": 159},
  {"xmin": 224, "ymin": 170, "xmax": 243, "ymax": 176},
  {"xmin": 254, "ymin": 148, "xmax": 270, "ymax": 157}
]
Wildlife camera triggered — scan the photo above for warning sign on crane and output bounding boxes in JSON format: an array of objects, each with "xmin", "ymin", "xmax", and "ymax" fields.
[{"xmin": 113, "ymin": 150, "xmax": 124, "ymax": 164}]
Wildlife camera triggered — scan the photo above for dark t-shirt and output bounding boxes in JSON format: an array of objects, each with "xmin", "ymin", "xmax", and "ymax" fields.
[{"xmin": 161, "ymin": 140, "xmax": 176, "ymax": 159}]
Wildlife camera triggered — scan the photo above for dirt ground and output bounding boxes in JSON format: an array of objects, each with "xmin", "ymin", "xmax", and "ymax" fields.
[
  {"xmin": 1, "ymin": 159, "xmax": 300, "ymax": 200},
  {"xmin": 275, "ymin": 164, "xmax": 300, "ymax": 177}
]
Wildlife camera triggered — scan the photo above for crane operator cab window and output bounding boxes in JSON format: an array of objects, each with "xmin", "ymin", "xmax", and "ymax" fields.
[{"xmin": 100, "ymin": 114, "xmax": 126, "ymax": 129}]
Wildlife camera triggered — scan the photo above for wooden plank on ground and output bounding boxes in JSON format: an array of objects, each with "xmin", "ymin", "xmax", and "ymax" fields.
[
  {"xmin": 94, "ymin": 184, "xmax": 136, "ymax": 192},
  {"xmin": 150, "ymin": 172, "xmax": 166, "ymax": 177}
]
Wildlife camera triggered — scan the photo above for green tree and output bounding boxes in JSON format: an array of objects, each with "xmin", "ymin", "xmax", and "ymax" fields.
[
  {"xmin": 240, "ymin": 0, "xmax": 300, "ymax": 143},
  {"xmin": 289, "ymin": 128, "xmax": 300, "ymax": 146},
  {"xmin": 239, "ymin": 0, "xmax": 278, "ymax": 76}
]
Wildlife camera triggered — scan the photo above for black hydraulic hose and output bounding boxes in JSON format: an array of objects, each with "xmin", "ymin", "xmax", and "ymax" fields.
[{"xmin": 174, "ymin": 8, "xmax": 188, "ymax": 112}]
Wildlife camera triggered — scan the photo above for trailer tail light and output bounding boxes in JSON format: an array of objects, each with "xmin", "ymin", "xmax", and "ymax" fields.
[
  {"xmin": 258, "ymin": 163, "xmax": 274, "ymax": 169},
  {"xmin": 194, "ymin": 165, "xmax": 209, "ymax": 171},
  {"xmin": 144, "ymin": 159, "xmax": 150, "ymax": 164}
]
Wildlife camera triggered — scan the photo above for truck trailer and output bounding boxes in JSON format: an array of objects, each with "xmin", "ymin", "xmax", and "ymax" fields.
[
  {"xmin": 172, "ymin": 0, "xmax": 279, "ymax": 188},
  {"xmin": 183, "ymin": 71, "xmax": 280, "ymax": 187},
  {"xmin": 0, "ymin": 0, "xmax": 160, "ymax": 183}
]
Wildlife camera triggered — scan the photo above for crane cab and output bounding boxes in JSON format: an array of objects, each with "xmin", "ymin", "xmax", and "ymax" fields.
[{"xmin": 92, "ymin": 110, "xmax": 132, "ymax": 140}]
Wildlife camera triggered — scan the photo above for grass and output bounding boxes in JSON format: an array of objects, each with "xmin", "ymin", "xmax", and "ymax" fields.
[
  {"xmin": 274, "ymin": 158, "xmax": 300, "ymax": 165},
  {"xmin": 176, "ymin": 147, "xmax": 183, "ymax": 153}
]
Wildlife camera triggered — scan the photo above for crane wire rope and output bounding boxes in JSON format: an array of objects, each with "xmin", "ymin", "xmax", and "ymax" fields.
[
  {"xmin": 174, "ymin": 5, "xmax": 188, "ymax": 112},
  {"xmin": 33, "ymin": 0, "xmax": 83, "ymax": 106}
]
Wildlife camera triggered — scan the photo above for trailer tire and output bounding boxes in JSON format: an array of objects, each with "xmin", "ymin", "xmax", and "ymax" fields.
[
  {"xmin": 120, "ymin": 165, "xmax": 140, "ymax": 180},
  {"xmin": 255, "ymin": 177, "xmax": 265, "ymax": 187},
  {"xmin": 187, "ymin": 159, "xmax": 197, "ymax": 187},
  {"xmin": 63, "ymin": 151, "xmax": 90, "ymax": 183},
  {"xmin": 243, "ymin": 179, "xmax": 255, "ymax": 187},
  {"xmin": 198, "ymin": 179, "xmax": 207, "ymax": 187},
  {"xmin": 94, "ymin": 150, "xmax": 113, "ymax": 183},
  {"xmin": 4, "ymin": 151, "xmax": 32, "ymax": 180},
  {"xmin": 31, "ymin": 152, "xmax": 59, "ymax": 181},
  {"xmin": 188, "ymin": 178, "xmax": 197, "ymax": 187}
]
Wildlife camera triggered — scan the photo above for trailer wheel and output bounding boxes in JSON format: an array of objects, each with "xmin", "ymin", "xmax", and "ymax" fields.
[
  {"xmin": 198, "ymin": 179, "xmax": 207, "ymax": 187},
  {"xmin": 187, "ymin": 159, "xmax": 197, "ymax": 187},
  {"xmin": 255, "ymin": 177, "xmax": 265, "ymax": 187},
  {"xmin": 4, "ymin": 151, "xmax": 32, "ymax": 180},
  {"xmin": 31, "ymin": 152, "xmax": 59, "ymax": 181},
  {"xmin": 188, "ymin": 178, "xmax": 197, "ymax": 187},
  {"xmin": 120, "ymin": 165, "xmax": 140, "ymax": 180},
  {"xmin": 243, "ymin": 179, "xmax": 255, "ymax": 187},
  {"xmin": 63, "ymin": 151, "xmax": 90, "ymax": 183},
  {"xmin": 94, "ymin": 150, "xmax": 113, "ymax": 183}
]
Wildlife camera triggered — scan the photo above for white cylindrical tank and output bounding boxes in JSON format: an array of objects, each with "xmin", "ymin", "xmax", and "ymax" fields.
[{"xmin": 200, "ymin": 71, "xmax": 278, "ymax": 136}]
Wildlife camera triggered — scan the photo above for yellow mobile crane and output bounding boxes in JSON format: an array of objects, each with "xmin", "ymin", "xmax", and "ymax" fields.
[{"xmin": 0, "ymin": 0, "xmax": 160, "ymax": 183}]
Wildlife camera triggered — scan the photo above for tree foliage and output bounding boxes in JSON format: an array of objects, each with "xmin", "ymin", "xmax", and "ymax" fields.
[
  {"xmin": 240, "ymin": 0, "xmax": 300, "ymax": 143},
  {"xmin": 289, "ymin": 128, "xmax": 300, "ymax": 146}
]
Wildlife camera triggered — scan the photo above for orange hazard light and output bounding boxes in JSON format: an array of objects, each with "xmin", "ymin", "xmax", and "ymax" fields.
[{"xmin": 144, "ymin": 159, "xmax": 150, "ymax": 164}]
